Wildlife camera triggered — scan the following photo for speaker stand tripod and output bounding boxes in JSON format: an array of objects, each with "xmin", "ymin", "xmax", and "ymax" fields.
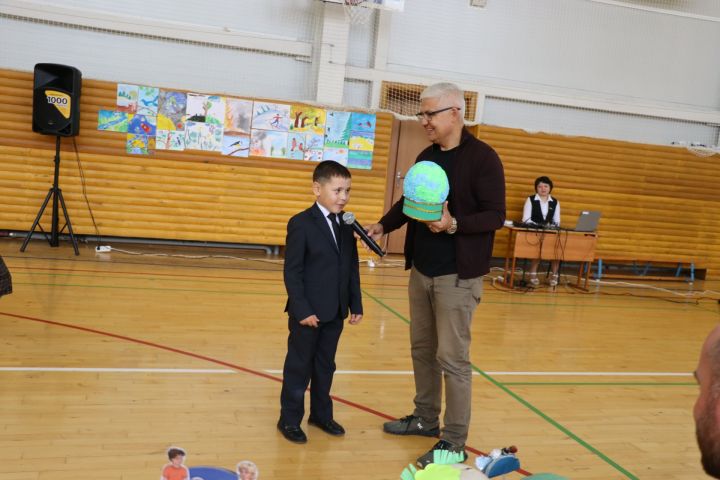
[{"xmin": 20, "ymin": 136, "xmax": 79, "ymax": 255}]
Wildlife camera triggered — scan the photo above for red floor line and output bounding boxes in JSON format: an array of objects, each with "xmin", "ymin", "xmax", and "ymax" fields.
[{"xmin": 0, "ymin": 310, "xmax": 531, "ymax": 475}]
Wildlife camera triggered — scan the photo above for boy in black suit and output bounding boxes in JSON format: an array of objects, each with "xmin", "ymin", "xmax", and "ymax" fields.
[{"xmin": 278, "ymin": 160, "xmax": 363, "ymax": 444}]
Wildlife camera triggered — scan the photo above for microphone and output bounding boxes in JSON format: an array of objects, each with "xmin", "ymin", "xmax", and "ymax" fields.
[{"xmin": 342, "ymin": 212, "xmax": 386, "ymax": 257}]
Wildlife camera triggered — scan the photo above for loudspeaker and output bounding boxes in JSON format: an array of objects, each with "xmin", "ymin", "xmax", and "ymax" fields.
[{"xmin": 32, "ymin": 63, "xmax": 82, "ymax": 137}]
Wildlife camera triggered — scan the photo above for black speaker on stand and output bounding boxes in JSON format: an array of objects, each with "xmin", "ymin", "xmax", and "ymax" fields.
[{"xmin": 20, "ymin": 63, "xmax": 82, "ymax": 255}]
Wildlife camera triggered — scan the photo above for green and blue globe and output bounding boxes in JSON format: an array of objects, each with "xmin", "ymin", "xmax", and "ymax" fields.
[{"xmin": 403, "ymin": 161, "xmax": 450, "ymax": 221}]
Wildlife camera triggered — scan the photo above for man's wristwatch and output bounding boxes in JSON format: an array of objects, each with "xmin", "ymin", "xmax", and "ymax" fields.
[{"xmin": 446, "ymin": 217, "xmax": 458, "ymax": 235}]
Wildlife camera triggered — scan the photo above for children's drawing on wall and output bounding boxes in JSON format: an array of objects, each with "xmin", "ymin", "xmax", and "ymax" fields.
[
  {"xmin": 126, "ymin": 133, "xmax": 153, "ymax": 155},
  {"xmin": 349, "ymin": 130, "xmax": 374, "ymax": 152},
  {"xmin": 116, "ymin": 84, "xmax": 139, "ymax": 113},
  {"xmin": 287, "ymin": 132, "xmax": 305, "ymax": 160},
  {"xmin": 158, "ymin": 91, "xmax": 187, "ymax": 131},
  {"xmin": 204, "ymin": 95, "xmax": 226, "ymax": 127},
  {"xmin": 304, "ymin": 148, "xmax": 323, "ymax": 162},
  {"xmin": 349, "ymin": 112, "xmax": 376, "ymax": 132},
  {"xmin": 225, "ymin": 98, "xmax": 253, "ymax": 134},
  {"xmin": 97, "ymin": 110, "xmax": 128, "ymax": 132},
  {"xmin": 324, "ymin": 110, "xmax": 351, "ymax": 148},
  {"xmin": 305, "ymin": 133, "xmax": 324, "ymax": 151},
  {"xmin": 323, "ymin": 147, "xmax": 349, "ymax": 165},
  {"xmin": 185, "ymin": 121, "xmax": 223, "ymax": 152},
  {"xmin": 156, "ymin": 130, "xmax": 186, "ymax": 151},
  {"xmin": 290, "ymin": 105, "xmax": 326, "ymax": 135},
  {"xmin": 137, "ymin": 86, "xmax": 159, "ymax": 116},
  {"xmin": 222, "ymin": 134, "xmax": 250, "ymax": 157},
  {"xmin": 161, "ymin": 446, "xmax": 190, "ymax": 480},
  {"xmin": 186, "ymin": 93, "xmax": 211, "ymax": 123},
  {"xmin": 250, "ymin": 129, "xmax": 288, "ymax": 157},
  {"xmin": 252, "ymin": 102, "xmax": 290, "ymax": 131},
  {"xmin": 127, "ymin": 114, "xmax": 157, "ymax": 136},
  {"xmin": 348, "ymin": 149, "xmax": 372, "ymax": 169}
]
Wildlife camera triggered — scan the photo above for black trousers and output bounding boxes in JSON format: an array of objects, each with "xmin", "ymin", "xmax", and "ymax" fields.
[{"xmin": 279, "ymin": 316, "xmax": 344, "ymax": 426}]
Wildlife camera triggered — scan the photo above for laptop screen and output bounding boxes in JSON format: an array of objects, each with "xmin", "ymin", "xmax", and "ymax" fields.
[{"xmin": 574, "ymin": 211, "xmax": 601, "ymax": 232}]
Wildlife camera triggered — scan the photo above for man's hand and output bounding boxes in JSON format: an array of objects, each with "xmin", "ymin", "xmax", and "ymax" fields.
[
  {"xmin": 349, "ymin": 313, "xmax": 363, "ymax": 325},
  {"xmin": 360, "ymin": 223, "xmax": 385, "ymax": 243},
  {"xmin": 299, "ymin": 315, "xmax": 320, "ymax": 327},
  {"xmin": 427, "ymin": 202, "xmax": 453, "ymax": 233}
]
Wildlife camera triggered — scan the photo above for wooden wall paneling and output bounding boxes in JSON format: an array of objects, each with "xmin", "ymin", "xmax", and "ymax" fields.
[{"xmin": 0, "ymin": 69, "xmax": 391, "ymax": 248}]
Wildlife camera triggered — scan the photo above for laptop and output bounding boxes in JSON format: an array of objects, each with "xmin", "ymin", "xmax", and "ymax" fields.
[{"xmin": 574, "ymin": 211, "xmax": 601, "ymax": 232}]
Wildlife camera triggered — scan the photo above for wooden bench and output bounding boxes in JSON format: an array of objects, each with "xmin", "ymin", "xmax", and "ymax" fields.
[{"xmin": 593, "ymin": 256, "xmax": 705, "ymax": 282}]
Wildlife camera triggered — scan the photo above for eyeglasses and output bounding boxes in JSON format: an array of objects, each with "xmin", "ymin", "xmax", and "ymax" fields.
[{"xmin": 415, "ymin": 106, "xmax": 458, "ymax": 121}]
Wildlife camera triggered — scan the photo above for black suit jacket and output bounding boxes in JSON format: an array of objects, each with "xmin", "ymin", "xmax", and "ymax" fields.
[{"xmin": 284, "ymin": 204, "xmax": 363, "ymax": 323}]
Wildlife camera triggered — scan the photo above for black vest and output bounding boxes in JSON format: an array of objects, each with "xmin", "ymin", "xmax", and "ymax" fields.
[{"xmin": 529, "ymin": 195, "xmax": 558, "ymax": 225}]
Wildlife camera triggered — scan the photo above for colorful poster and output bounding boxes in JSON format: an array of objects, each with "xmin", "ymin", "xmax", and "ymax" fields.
[
  {"xmin": 186, "ymin": 93, "xmax": 211, "ymax": 123},
  {"xmin": 287, "ymin": 132, "xmax": 306, "ymax": 160},
  {"xmin": 250, "ymin": 129, "xmax": 288, "ymax": 158},
  {"xmin": 348, "ymin": 150, "xmax": 372, "ymax": 169},
  {"xmin": 305, "ymin": 133, "xmax": 324, "ymax": 151},
  {"xmin": 323, "ymin": 147, "xmax": 349, "ymax": 165},
  {"xmin": 224, "ymin": 98, "xmax": 253, "ymax": 134},
  {"xmin": 156, "ymin": 130, "xmax": 185, "ymax": 151},
  {"xmin": 350, "ymin": 112, "xmax": 376, "ymax": 132},
  {"xmin": 324, "ymin": 110, "xmax": 351, "ymax": 148},
  {"xmin": 116, "ymin": 84, "xmax": 139, "ymax": 113},
  {"xmin": 137, "ymin": 86, "xmax": 159, "ymax": 116},
  {"xmin": 349, "ymin": 130, "xmax": 375, "ymax": 152},
  {"xmin": 252, "ymin": 102, "xmax": 291, "ymax": 131},
  {"xmin": 97, "ymin": 110, "xmax": 128, "ymax": 132},
  {"xmin": 127, "ymin": 114, "xmax": 157, "ymax": 136},
  {"xmin": 222, "ymin": 134, "xmax": 250, "ymax": 157},
  {"xmin": 157, "ymin": 91, "xmax": 187, "ymax": 131},
  {"xmin": 290, "ymin": 105, "xmax": 326, "ymax": 134},
  {"xmin": 304, "ymin": 149, "xmax": 323, "ymax": 162},
  {"xmin": 126, "ymin": 134, "xmax": 152, "ymax": 155},
  {"xmin": 204, "ymin": 95, "xmax": 226, "ymax": 126},
  {"xmin": 185, "ymin": 121, "xmax": 223, "ymax": 152}
]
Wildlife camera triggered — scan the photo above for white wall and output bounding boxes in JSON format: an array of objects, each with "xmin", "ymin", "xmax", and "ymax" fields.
[
  {"xmin": 0, "ymin": 0, "xmax": 718, "ymax": 147},
  {"xmin": 385, "ymin": 0, "xmax": 720, "ymax": 111}
]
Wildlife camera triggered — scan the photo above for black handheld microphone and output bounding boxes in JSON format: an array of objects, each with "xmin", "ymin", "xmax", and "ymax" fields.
[{"xmin": 342, "ymin": 212, "xmax": 386, "ymax": 257}]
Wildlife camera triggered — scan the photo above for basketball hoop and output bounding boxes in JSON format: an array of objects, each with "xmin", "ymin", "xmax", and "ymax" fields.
[
  {"xmin": 686, "ymin": 145, "xmax": 719, "ymax": 157},
  {"xmin": 344, "ymin": 0, "xmax": 373, "ymax": 25}
]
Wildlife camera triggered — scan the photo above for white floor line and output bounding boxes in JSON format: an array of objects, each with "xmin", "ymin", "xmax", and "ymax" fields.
[
  {"xmin": 0, "ymin": 367, "xmax": 693, "ymax": 377},
  {"xmin": 265, "ymin": 369, "xmax": 692, "ymax": 377}
]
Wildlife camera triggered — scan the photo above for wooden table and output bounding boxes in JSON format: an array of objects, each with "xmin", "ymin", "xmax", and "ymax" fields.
[{"xmin": 503, "ymin": 226, "xmax": 598, "ymax": 288}]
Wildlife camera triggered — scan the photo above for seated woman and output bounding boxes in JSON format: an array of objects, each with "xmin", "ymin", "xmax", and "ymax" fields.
[{"xmin": 521, "ymin": 176, "xmax": 561, "ymax": 287}]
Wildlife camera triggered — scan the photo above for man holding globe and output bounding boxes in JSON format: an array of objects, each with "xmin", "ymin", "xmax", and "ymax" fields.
[{"xmin": 365, "ymin": 82, "xmax": 506, "ymax": 467}]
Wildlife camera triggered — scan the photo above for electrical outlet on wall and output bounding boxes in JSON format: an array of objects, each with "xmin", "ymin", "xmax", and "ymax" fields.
[{"xmin": 470, "ymin": 0, "xmax": 487, "ymax": 7}]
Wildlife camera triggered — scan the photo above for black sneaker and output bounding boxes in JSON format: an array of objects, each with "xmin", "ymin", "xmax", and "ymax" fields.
[
  {"xmin": 382, "ymin": 414, "xmax": 439, "ymax": 437},
  {"xmin": 416, "ymin": 439, "xmax": 467, "ymax": 468}
]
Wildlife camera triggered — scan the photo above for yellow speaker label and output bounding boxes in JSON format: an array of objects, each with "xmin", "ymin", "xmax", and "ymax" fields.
[{"xmin": 45, "ymin": 90, "xmax": 71, "ymax": 119}]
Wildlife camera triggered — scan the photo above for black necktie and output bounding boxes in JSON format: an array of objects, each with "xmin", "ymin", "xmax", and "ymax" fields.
[{"xmin": 328, "ymin": 213, "xmax": 341, "ymax": 250}]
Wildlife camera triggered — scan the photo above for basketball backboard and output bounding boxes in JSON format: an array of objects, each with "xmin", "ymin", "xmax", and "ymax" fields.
[{"xmin": 321, "ymin": 0, "xmax": 405, "ymax": 12}]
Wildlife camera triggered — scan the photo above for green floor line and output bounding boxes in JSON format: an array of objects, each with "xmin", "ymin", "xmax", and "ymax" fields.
[
  {"xmin": 362, "ymin": 287, "xmax": 639, "ymax": 480},
  {"xmin": 502, "ymin": 382, "xmax": 695, "ymax": 386}
]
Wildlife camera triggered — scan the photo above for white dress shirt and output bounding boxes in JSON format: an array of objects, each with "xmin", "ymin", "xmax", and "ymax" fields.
[{"xmin": 522, "ymin": 194, "xmax": 561, "ymax": 225}]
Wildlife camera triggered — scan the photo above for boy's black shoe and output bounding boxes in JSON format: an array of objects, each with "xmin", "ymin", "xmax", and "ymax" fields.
[
  {"xmin": 308, "ymin": 417, "xmax": 345, "ymax": 436},
  {"xmin": 277, "ymin": 420, "xmax": 308, "ymax": 444}
]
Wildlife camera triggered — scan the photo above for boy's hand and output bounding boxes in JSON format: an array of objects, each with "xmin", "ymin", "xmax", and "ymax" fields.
[
  {"xmin": 428, "ymin": 202, "xmax": 452, "ymax": 233},
  {"xmin": 299, "ymin": 315, "xmax": 320, "ymax": 327},
  {"xmin": 349, "ymin": 313, "xmax": 363, "ymax": 325}
]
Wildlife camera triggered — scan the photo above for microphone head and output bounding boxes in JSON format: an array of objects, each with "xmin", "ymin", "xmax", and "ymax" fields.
[{"xmin": 342, "ymin": 211, "xmax": 355, "ymax": 225}]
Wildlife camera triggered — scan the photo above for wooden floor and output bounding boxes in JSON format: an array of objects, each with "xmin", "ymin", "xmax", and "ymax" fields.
[{"xmin": 1, "ymin": 238, "xmax": 718, "ymax": 480}]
